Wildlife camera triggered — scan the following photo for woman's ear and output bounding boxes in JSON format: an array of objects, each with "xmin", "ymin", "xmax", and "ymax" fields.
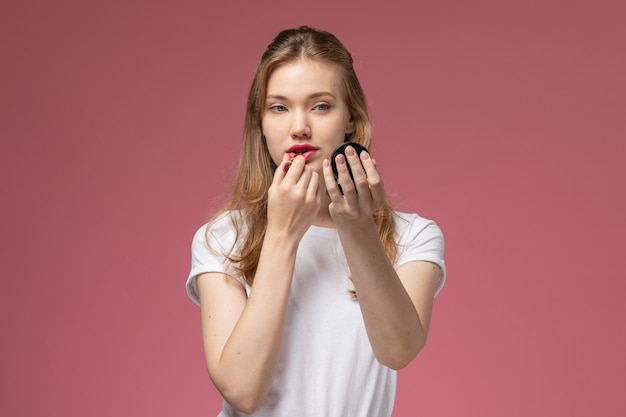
[{"xmin": 345, "ymin": 117, "xmax": 355, "ymax": 141}]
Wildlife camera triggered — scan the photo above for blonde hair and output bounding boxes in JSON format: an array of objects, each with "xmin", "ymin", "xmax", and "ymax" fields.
[{"xmin": 210, "ymin": 26, "xmax": 397, "ymax": 285}]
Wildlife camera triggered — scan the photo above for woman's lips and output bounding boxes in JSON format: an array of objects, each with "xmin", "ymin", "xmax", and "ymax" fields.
[
  {"xmin": 287, "ymin": 149, "xmax": 316, "ymax": 160},
  {"xmin": 283, "ymin": 148, "xmax": 317, "ymax": 172}
]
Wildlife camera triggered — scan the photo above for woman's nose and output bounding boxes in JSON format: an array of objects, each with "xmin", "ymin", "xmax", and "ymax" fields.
[{"xmin": 290, "ymin": 111, "xmax": 311, "ymax": 138}]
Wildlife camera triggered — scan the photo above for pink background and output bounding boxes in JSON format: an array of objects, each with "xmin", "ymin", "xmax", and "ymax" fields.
[{"xmin": 2, "ymin": 1, "xmax": 625, "ymax": 416}]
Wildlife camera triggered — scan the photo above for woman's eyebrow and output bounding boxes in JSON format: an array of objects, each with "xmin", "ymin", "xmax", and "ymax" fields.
[
  {"xmin": 308, "ymin": 91, "xmax": 335, "ymax": 99},
  {"xmin": 266, "ymin": 94, "xmax": 288, "ymax": 100},
  {"xmin": 266, "ymin": 92, "xmax": 336, "ymax": 100}
]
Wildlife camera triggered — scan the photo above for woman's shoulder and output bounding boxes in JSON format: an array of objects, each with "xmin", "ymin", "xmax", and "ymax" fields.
[
  {"xmin": 192, "ymin": 210, "xmax": 245, "ymax": 248},
  {"xmin": 392, "ymin": 210, "xmax": 446, "ymax": 295},
  {"xmin": 392, "ymin": 210, "xmax": 439, "ymax": 228},
  {"xmin": 392, "ymin": 210, "xmax": 444, "ymax": 241}
]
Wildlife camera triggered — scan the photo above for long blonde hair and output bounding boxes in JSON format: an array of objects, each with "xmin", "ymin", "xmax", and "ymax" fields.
[{"xmin": 210, "ymin": 26, "xmax": 397, "ymax": 285}]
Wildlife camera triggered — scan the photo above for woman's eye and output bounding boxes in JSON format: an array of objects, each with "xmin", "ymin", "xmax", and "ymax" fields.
[
  {"xmin": 314, "ymin": 104, "xmax": 330, "ymax": 111},
  {"xmin": 271, "ymin": 105, "xmax": 287, "ymax": 112}
]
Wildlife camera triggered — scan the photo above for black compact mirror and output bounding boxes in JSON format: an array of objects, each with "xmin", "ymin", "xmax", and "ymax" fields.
[{"xmin": 330, "ymin": 142, "xmax": 370, "ymax": 194}]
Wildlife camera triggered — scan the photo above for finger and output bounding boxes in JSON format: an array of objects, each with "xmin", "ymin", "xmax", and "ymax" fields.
[
  {"xmin": 272, "ymin": 155, "xmax": 289, "ymax": 185},
  {"xmin": 276, "ymin": 153, "xmax": 293, "ymax": 179},
  {"xmin": 334, "ymin": 153, "xmax": 357, "ymax": 197},
  {"xmin": 322, "ymin": 158, "xmax": 342, "ymax": 199},
  {"xmin": 359, "ymin": 151, "xmax": 380, "ymax": 182},
  {"xmin": 335, "ymin": 155, "xmax": 360, "ymax": 205},
  {"xmin": 295, "ymin": 162, "xmax": 313, "ymax": 189},
  {"xmin": 344, "ymin": 146, "xmax": 373, "ymax": 196},
  {"xmin": 306, "ymin": 171, "xmax": 320, "ymax": 202},
  {"xmin": 344, "ymin": 145, "xmax": 366, "ymax": 177},
  {"xmin": 360, "ymin": 151, "xmax": 385, "ymax": 203},
  {"xmin": 283, "ymin": 155, "xmax": 306, "ymax": 181}
]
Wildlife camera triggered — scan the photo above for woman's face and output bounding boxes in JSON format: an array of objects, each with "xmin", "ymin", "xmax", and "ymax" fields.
[{"xmin": 261, "ymin": 59, "xmax": 354, "ymax": 174}]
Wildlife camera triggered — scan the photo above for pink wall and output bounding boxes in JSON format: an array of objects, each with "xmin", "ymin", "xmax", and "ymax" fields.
[{"xmin": 1, "ymin": 1, "xmax": 624, "ymax": 416}]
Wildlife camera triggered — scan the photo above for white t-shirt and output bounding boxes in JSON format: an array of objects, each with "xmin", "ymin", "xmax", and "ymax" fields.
[{"xmin": 186, "ymin": 210, "xmax": 446, "ymax": 417}]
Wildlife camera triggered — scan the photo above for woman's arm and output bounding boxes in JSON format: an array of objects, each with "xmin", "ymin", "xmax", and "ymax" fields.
[
  {"xmin": 332, "ymin": 216, "xmax": 441, "ymax": 369},
  {"xmin": 197, "ymin": 156, "xmax": 320, "ymax": 413},
  {"xmin": 323, "ymin": 147, "xmax": 441, "ymax": 369},
  {"xmin": 197, "ymin": 232, "xmax": 297, "ymax": 413}
]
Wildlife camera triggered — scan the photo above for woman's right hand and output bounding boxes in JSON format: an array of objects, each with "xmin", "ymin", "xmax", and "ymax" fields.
[{"xmin": 267, "ymin": 154, "xmax": 321, "ymax": 241}]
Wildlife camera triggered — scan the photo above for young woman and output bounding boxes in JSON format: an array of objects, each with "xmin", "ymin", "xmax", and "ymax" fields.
[{"xmin": 186, "ymin": 26, "xmax": 446, "ymax": 417}]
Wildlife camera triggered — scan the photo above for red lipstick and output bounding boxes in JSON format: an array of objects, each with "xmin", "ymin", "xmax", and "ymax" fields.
[
  {"xmin": 286, "ymin": 144, "xmax": 318, "ymax": 159},
  {"xmin": 283, "ymin": 145, "xmax": 318, "ymax": 173}
]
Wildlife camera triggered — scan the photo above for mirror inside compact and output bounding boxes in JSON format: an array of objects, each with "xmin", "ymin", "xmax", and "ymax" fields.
[{"xmin": 330, "ymin": 142, "xmax": 370, "ymax": 194}]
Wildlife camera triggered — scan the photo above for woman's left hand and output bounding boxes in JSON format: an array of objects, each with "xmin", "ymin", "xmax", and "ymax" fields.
[{"xmin": 322, "ymin": 145, "xmax": 386, "ymax": 224}]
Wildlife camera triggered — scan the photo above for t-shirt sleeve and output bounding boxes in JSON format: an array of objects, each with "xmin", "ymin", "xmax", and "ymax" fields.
[
  {"xmin": 394, "ymin": 213, "xmax": 447, "ymax": 296},
  {"xmin": 185, "ymin": 215, "xmax": 244, "ymax": 306}
]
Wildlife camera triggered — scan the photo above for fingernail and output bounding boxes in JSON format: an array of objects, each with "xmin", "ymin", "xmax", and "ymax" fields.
[
  {"xmin": 345, "ymin": 146, "xmax": 356, "ymax": 157},
  {"xmin": 323, "ymin": 159, "xmax": 330, "ymax": 168},
  {"xmin": 361, "ymin": 151, "xmax": 370, "ymax": 160}
]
